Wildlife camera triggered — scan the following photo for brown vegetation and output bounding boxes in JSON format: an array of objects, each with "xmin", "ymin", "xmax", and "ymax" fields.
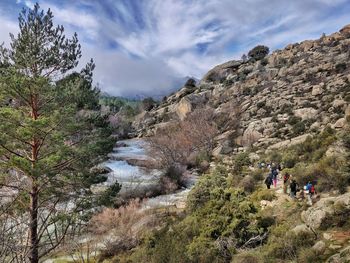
[{"xmin": 147, "ymin": 107, "xmax": 218, "ymax": 168}]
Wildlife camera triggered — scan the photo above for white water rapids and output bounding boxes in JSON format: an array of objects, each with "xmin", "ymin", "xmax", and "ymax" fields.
[{"xmin": 100, "ymin": 138, "xmax": 198, "ymax": 209}]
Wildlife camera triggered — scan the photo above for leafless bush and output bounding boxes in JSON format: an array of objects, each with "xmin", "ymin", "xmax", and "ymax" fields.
[
  {"xmin": 88, "ymin": 199, "xmax": 161, "ymax": 261},
  {"xmin": 90, "ymin": 199, "xmax": 144, "ymax": 237},
  {"xmin": 147, "ymin": 107, "xmax": 218, "ymax": 168}
]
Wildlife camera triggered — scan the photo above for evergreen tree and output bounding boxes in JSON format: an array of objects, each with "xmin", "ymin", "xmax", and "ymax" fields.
[{"xmin": 0, "ymin": 4, "xmax": 116, "ymax": 262}]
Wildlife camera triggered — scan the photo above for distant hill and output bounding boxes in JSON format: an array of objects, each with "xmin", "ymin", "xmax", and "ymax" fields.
[{"xmin": 125, "ymin": 76, "xmax": 199, "ymax": 101}]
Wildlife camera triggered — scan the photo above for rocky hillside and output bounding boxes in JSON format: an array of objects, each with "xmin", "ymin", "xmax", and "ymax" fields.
[{"xmin": 134, "ymin": 24, "xmax": 350, "ymax": 155}]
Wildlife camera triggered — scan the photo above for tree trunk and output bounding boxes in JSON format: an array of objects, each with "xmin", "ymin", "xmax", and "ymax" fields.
[
  {"xmin": 29, "ymin": 93, "xmax": 39, "ymax": 263},
  {"xmin": 29, "ymin": 183, "xmax": 39, "ymax": 263}
]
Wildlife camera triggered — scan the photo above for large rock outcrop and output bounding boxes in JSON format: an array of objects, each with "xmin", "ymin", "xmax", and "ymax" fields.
[
  {"xmin": 134, "ymin": 24, "xmax": 350, "ymax": 152},
  {"xmin": 301, "ymin": 192, "xmax": 350, "ymax": 230}
]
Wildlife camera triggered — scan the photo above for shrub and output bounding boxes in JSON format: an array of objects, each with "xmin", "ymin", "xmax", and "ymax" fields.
[
  {"xmin": 282, "ymin": 152, "xmax": 298, "ymax": 168},
  {"xmin": 292, "ymin": 121, "xmax": 306, "ymax": 135},
  {"xmin": 257, "ymin": 101, "xmax": 266, "ymax": 109},
  {"xmin": 260, "ymin": 58, "xmax": 268, "ymax": 66},
  {"xmin": 265, "ymin": 224, "xmax": 315, "ymax": 260},
  {"xmin": 290, "ymin": 155, "xmax": 347, "ymax": 193},
  {"xmin": 147, "ymin": 107, "xmax": 218, "ymax": 168},
  {"xmin": 251, "ymin": 169, "xmax": 265, "ymax": 181},
  {"xmin": 187, "ymin": 166, "xmax": 227, "ymax": 211},
  {"xmin": 160, "ymin": 165, "xmax": 186, "ymax": 192},
  {"xmin": 268, "ymin": 151, "xmax": 282, "ymax": 164},
  {"xmin": 184, "ymin": 77, "xmax": 197, "ymax": 87},
  {"xmin": 223, "ymin": 78, "xmax": 234, "ymax": 87},
  {"xmin": 251, "ymin": 189, "xmax": 276, "ymax": 202},
  {"xmin": 335, "ymin": 62, "xmax": 347, "ymax": 73},
  {"xmin": 320, "ymin": 202, "xmax": 350, "ymax": 229},
  {"xmin": 248, "ymin": 45, "xmax": 270, "ymax": 61},
  {"xmin": 257, "ymin": 216, "xmax": 276, "ymax": 230},
  {"xmin": 288, "ymin": 115, "xmax": 302, "ymax": 125},
  {"xmin": 232, "ymin": 253, "xmax": 261, "ymax": 263},
  {"xmin": 142, "ymin": 97, "xmax": 157, "ymax": 111},
  {"xmin": 239, "ymin": 176, "xmax": 256, "ymax": 193},
  {"xmin": 234, "ymin": 152, "xmax": 251, "ymax": 172},
  {"xmin": 297, "ymin": 248, "xmax": 322, "ymax": 263}
]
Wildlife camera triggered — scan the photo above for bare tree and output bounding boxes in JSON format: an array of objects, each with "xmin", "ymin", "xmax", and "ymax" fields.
[{"xmin": 147, "ymin": 107, "xmax": 218, "ymax": 168}]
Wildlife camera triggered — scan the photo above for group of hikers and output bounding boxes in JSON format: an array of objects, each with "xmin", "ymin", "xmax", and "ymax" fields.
[{"xmin": 261, "ymin": 162, "xmax": 316, "ymax": 205}]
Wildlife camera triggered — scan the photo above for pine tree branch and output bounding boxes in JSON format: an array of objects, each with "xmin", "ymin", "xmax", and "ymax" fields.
[{"xmin": 0, "ymin": 144, "xmax": 27, "ymax": 160}]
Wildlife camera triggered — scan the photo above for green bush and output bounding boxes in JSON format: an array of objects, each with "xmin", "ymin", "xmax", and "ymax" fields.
[
  {"xmin": 288, "ymin": 115, "xmax": 302, "ymax": 125},
  {"xmin": 297, "ymin": 248, "xmax": 322, "ymax": 263},
  {"xmin": 264, "ymin": 224, "xmax": 315, "ymax": 260},
  {"xmin": 248, "ymin": 45, "xmax": 270, "ymax": 61},
  {"xmin": 251, "ymin": 169, "xmax": 265, "ymax": 181},
  {"xmin": 320, "ymin": 201, "xmax": 350, "ymax": 229},
  {"xmin": 257, "ymin": 216, "xmax": 276, "ymax": 230},
  {"xmin": 292, "ymin": 121, "xmax": 306, "ymax": 135},
  {"xmin": 257, "ymin": 101, "xmax": 266, "ymax": 109},
  {"xmin": 131, "ymin": 169, "xmax": 266, "ymax": 263},
  {"xmin": 290, "ymin": 155, "xmax": 347, "ymax": 193},
  {"xmin": 239, "ymin": 175, "xmax": 256, "ymax": 193},
  {"xmin": 187, "ymin": 166, "xmax": 227, "ymax": 211},
  {"xmin": 260, "ymin": 58, "xmax": 268, "ymax": 66},
  {"xmin": 268, "ymin": 151, "xmax": 282, "ymax": 164},
  {"xmin": 335, "ymin": 62, "xmax": 347, "ymax": 73},
  {"xmin": 251, "ymin": 189, "xmax": 277, "ymax": 202},
  {"xmin": 282, "ymin": 151, "xmax": 298, "ymax": 168},
  {"xmin": 234, "ymin": 152, "xmax": 251, "ymax": 172},
  {"xmin": 231, "ymin": 253, "xmax": 262, "ymax": 263}
]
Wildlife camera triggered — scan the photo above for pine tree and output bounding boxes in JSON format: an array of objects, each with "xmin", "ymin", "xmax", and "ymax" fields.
[{"xmin": 0, "ymin": 4, "xmax": 116, "ymax": 262}]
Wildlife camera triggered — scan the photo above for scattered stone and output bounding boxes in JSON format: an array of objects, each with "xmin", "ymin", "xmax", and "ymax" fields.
[
  {"xmin": 333, "ymin": 118, "xmax": 346, "ymax": 129},
  {"xmin": 291, "ymin": 224, "xmax": 313, "ymax": 235},
  {"xmin": 324, "ymin": 233, "xmax": 332, "ymax": 240},
  {"xmin": 329, "ymin": 244, "xmax": 343, "ymax": 250},
  {"xmin": 312, "ymin": 240, "xmax": 326, "ymax": 254},
  {"xmin": 312, "ymin": 84, "xmax": 324, "ymax": 96},
  {"xmin": 294, "ymin": 108, "xmax": 318, "ymax": 120}
]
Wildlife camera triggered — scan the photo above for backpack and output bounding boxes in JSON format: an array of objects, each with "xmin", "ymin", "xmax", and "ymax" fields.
[{"xmin": 310, "ymin": 185, "xmax": 315, "ymax": 194}]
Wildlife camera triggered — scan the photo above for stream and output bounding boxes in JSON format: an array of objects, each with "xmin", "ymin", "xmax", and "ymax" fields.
[
  {"xmin": 100, "ymin": 138, "xmax": 198, "ymax": 209},
  {"xmin": 44, "ymin": 139, "xmax": 198, "ymax": 262}
]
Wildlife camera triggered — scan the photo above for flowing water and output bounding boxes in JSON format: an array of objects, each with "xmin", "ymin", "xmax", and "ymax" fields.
[
  {"xmin": 44, "ymin": 139, "xmax": 198, "ymax": 262},
  {"xmin": 101, "ymin": 138, "xmax": 198, "ymax": 209},
  {"xmin": 102, "ymin": 139, "xmax": 161, "ymax": 192}
]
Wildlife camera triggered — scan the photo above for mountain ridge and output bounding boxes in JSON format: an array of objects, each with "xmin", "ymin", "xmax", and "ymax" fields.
[{"xmin": 133, "ymin": 24, "xmax": 350, "ymax": 155}]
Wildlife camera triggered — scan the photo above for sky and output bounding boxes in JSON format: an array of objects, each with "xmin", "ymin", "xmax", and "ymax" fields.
[{"xmin": 0, "ymin": 0, "xmax": 350, "ymax": 98}]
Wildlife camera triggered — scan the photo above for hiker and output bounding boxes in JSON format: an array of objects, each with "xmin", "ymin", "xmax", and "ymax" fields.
[
  {"xmin": 271, "ymin": 167, "xmax": 278, "ymax": 188},
  {"xmin": 278, "ymin": 163, "xmax": 282, "ymax": 171},
  {"xmin": 264, "ymin": 174, "xmax": 273, "ymax": 189},
  {"xmin": 283, "ymin": 173, "xmax": 290, "ymax": 194},
  {"xmin": 306, "ymin": 181, "xmax": 315, "ymax": 205},
  {"xmin": 290, "ymin": 179, "xmax": 298, "ymax": 198}
]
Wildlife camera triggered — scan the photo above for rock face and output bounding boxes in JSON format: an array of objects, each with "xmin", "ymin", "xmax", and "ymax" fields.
[
  {"xmin": 301, "ymin": 192, "xmax": 350, "ymax": 230},
  {"xmin": 134, "ymin": 25, "xmax": 350, "ymax": 151}
]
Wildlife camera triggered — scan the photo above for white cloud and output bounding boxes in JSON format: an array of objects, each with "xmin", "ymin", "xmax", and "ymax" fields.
[
  {"xmin": 0, "ymin": 17, "xmax": 18, "ymax": 47},
  {"xmin": 40, "ymin": 3, "xmax": 99, "ymax": 40},
  {"xmin": 1, "ymin": 0, "xmax": 350, "ymax": 97}
]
